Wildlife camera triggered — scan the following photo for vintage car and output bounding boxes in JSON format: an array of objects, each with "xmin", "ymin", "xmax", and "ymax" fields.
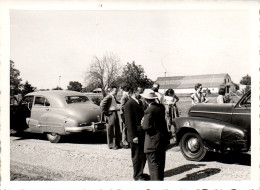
[
  {"xmin": 10, "ymin": 90, "xmax": 106, "ymax": 143},
  {"xmin": 173, "ymin": 90, "xmax": 251, "ymax": 161}
]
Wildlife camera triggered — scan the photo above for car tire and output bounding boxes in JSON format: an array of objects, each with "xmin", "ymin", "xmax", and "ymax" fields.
[
  {"xmin": 46, "ymin": 133, "xmax": 61, "ymax": 143},
  {"xmin": 180, "ymin": 132, "xmax": 207, "ymax": 161}
]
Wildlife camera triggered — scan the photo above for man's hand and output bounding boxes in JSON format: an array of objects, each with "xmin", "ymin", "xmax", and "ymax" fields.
[{"xmin": 133, "ymin": 137, "xmax": 138, "ymax": 144}]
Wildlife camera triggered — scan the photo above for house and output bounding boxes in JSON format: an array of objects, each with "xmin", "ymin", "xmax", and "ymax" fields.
[{"xmin": 156, "ymin": 73, "xmax": 236, "ymax": 94}]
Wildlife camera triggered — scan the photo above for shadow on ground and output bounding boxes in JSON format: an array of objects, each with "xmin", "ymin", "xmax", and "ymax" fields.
[
  {"xmin": 164, "ymin": 164, "xmax": 206, "ymax": 177},
  {"xmin": 179, "ymin": 168, "xmax": 221, "ymax": 181},
  {"xmin": 203, "ymin": 152, "xmax": 251, "ymax": 166},
  {"xmin": 10, "ymin": 131, "xmax": 107, "ymax": 144}
]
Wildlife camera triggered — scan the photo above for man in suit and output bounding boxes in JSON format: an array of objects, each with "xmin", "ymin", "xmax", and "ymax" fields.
[
  {"xmin": 100, "ymin": 86, "xmax": 121, "ymax": 150},
  {"xmin": 124, "ymin": 87, "xmax": 148, "ymax": 181},
  {"xmin": 141, "ymin": 89, "xmax": 170, "ymax": 181},
  {"xmin": 119, "ymin": 86, "xmax": 130, "ymax": 148}
]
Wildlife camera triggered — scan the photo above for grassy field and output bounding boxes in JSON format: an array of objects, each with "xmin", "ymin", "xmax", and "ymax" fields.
[{"xmin": 176, "ymin": 96, "xmax": 216, "ymax": 117}]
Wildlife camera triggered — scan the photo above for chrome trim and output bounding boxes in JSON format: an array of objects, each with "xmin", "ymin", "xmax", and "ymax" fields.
[
  {"xmin": 190, "ymin": 111, "xmax": 232, "ymax": 115},
  {"xmin": 190, "ymin": 110, "xmax": 250, "ymax": 116}
]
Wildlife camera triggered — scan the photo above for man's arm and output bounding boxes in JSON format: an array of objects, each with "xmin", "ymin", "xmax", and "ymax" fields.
[{"xmin": 100, "ymin": 95, "xmax": 110, "ymax": 115}]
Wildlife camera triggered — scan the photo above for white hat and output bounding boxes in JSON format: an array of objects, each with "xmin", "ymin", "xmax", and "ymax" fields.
[{"xmin": 141, "ymin": 89, "xmax": 158, "ymax": 99}]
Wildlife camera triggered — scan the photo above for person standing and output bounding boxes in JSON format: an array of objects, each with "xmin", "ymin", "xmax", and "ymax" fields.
[
  {"xmin": 217, "ymin": 87, "xmax": 226, "ymax": 104},
  {"xmin": 100, "ymin": 86, "xmax": 121, "ymax": 150},
  {"xmin": 164, "ymin": 88, "xmax": 179, "ymax": 132},
  {"xmin": 141, "ymin": 90, "xmax": 170, "ymax": 181},
  {"xmin": 151, "ymin": 83, "xmax": 164, "ymax": 104},
  {"xmin": 124, "ymin": 87, "xmax": 148, "ymax": 181},
  {"xmin": 120, "ymin": 86, "xmax": 130, "ymax": 148},
  {"xmin": 191, "ymin": 83, "xmax": 208, "ymax": 105}
]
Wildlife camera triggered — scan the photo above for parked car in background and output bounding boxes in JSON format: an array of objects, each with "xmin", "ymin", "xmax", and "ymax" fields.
[
  {"xmin": 10, "ymin": 90, "xmax": 106, "ymax": 143},
  {"xmin": 173, "ymin": 90, "xmax": 251, "ymax": 161}
]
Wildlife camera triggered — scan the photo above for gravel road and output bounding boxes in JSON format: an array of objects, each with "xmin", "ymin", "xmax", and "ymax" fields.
[{"xmin": 10, "ymin": 132, "xmax": 251, "ymax": 181}]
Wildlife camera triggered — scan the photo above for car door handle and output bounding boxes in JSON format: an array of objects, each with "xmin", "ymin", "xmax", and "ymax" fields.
[{"xmin": 46, "ymin": 108, "xmax": 50, "ymax": 111}]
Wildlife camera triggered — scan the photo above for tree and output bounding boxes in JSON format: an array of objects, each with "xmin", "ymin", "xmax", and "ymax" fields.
[
  {"xmin": 22, "ymin": 80, "xmax": 36, "ymax": 95},
  {"xmin": 52, "ymin": 86, "xmax": 63, "ymax": 90},
  {"xmin": 85, "ymin": 53, "xmax": 122, "ymax": 97},
  {"xmin": 82, "ymin": 82, "xmax": 100, "ymax": 93},
  {"xmin": 119, "ymin": 61, "xmax": 154, "ymax": 90},
  {"xmin": 67, "ymin": 81, "xmax": 83, "ymax": 92},
  {"xmin": 10, "ymin": 60, "xmax": 22, "ymax": 96},
  {"xmin": 240, "ymin": 74, "xmax": 251, "ymax": 85}
]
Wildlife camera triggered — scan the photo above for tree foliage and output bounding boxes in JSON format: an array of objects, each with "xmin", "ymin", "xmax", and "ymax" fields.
[
  {"xmin": 240, "ymin": 74, "xmax": 251, "ymax": 85},
  {"xmin": 52, "ymin": 86, "xmax": 63, "ymax": 90},
  {"xmin": 10, "ymin": 60, "xmax": 22, "ymax": 95},
  {"xmin": 22, "ymin": 80, "xmax": 36, "ymax": 95},
  {"xmin": 85, "ymin": 53, "xmax": 121, "ymax": 97},
  {"xmin": 67, "ymin": 81, "xmax": 83, "ymax": 92},
  {"xmin": 119, "ymin": 61, "xmax": 154, "ymax": 90},
  {"xmin": 82, "ymin": 82, "xmax": 100, "ymax": 93}
]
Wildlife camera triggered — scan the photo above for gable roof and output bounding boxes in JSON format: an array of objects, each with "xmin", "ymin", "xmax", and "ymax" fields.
[{"xmin": 156, "ymin": 73, "xmax": 230, "ymax": 89}]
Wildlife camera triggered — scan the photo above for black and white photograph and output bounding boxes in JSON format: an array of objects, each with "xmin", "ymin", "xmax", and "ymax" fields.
[{"xmin": 1, "ymin": 1, "xmax": 259, "ymax": 190}]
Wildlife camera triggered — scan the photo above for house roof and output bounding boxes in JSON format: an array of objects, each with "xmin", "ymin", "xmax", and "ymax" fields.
[{"xmin": 156, "ymin": 73, "xmax": 232, "ymax": 89}]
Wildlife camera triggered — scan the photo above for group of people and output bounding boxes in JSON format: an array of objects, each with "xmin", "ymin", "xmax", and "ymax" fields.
[
  {"xmin": 100, "ymin": 82, "xmax": 229, "ymax": 181},
  {"xmin": 100, "ymin": 83, "xmax": 171, "ymax": 181}
]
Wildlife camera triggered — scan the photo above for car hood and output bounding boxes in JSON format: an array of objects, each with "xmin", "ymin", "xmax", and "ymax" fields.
[
  {"xmin": 189, "ymin": 103, "xmax": 235, "ymax": 123},
  {"xmin": 65, "ymin": 102, "xmax": 101, "ymax": 123}
]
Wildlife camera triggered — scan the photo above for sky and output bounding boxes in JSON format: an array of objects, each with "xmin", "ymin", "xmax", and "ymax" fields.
[{"xmin": 10, "ymin": 9, "xmax": 253, "ymax": 90}]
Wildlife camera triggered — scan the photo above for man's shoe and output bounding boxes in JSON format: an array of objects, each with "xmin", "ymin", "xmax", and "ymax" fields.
[
  {"xmin": 112, "ymin": 146, "xmax": 118, "ymax": 150},
  {"xmin": 142, "ymin": 173, "xmax": 150, "ymax": 181}
]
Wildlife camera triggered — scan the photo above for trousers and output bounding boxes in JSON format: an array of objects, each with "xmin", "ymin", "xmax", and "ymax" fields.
[
  {"xmin": 130, "ymin": 141, "xmax": 146, "ymax": 180},
  {"xmin": 106, "ymin": 111, "xmax": 121, "ymax": 148},
  {"xmin": 146, "ymin": 149, "xmax": 166, "ymax": 181}
]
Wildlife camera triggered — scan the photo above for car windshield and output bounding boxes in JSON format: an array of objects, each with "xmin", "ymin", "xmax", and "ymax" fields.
[{"xmin": 65, "ymin": 96, "xmax": 89, "ymax": 104}]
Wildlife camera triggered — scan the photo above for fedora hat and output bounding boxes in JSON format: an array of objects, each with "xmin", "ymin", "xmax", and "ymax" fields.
[{"xmin": 141, "ymin": 89, "xmax": 158, "ymax": 99}]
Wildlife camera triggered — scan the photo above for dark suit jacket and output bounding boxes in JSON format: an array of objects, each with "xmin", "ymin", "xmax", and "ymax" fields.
[
  {"xmin": 100, "ymin": 94, "xmax": 120, "ymax": 116},
  {"xmin": 142, "ymin": 102, "xmax": 169, "ymax": 153},
  {"xmin": 124, "ymin": 97, "xmax": 144, "ymax": 143}
]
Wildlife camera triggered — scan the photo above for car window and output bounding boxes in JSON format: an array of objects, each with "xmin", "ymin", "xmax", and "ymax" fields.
[
  {"xmin": 240, "ymin": 95, "xmax": 251, "ymax": 107},
  {"xmin": 20, "ymin": 96, "xmax": 34, "ymax": 109},
  {"xmin": 34, "ymin": 96, "xmax": 51, "ymax": 106},
  {"xmin": 65, "ymin": 96, "xmax": 89, "ymax": 104},
  {"xmin": 20, "ymin": 96, "xmax": 34, "ymax": 105}
]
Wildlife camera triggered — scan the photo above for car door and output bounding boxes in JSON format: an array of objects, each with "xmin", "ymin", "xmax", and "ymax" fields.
[
  {"xmin": 232, "ymin": 92, "xmax": 251, "ymax": 133},
  {"xmin": 14, "ymin": 95, "xmax": 34, "ymax": 131},
  {"xmin": 29, "ymin": 96, "xmax": 51, "ymax": 133}
]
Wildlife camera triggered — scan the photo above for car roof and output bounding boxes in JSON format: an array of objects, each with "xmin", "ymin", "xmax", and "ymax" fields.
[{"xmin": 25, "ymin": 90, "xmax": 87, "ymax": 107}]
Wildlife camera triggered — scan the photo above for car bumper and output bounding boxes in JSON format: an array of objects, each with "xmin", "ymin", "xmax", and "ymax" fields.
[
  {"xmin": 65, "ymin": 122, "xmax": 106, "ymax": 134},
  {"xmin": 222, "ymin": 140, "xmax": 249, "ymax": 152}
]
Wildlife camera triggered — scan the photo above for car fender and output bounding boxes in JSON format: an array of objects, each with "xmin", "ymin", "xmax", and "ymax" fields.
[
  {"xmin": 173, "ymin": 117, "xmax": 229, "ymax": 151},
  {"xmin": 40, "ymin": 111, "xmax": 73, "ymax": 135}
]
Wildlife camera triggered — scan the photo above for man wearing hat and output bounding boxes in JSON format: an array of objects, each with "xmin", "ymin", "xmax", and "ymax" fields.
[{"xmin": 141, "ymin": 89, "xmax": 169, "ymax": 181}]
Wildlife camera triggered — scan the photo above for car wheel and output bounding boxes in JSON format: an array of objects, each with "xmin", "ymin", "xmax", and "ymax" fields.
[
  {"xmin": 46, "ymin": 133, "xmax": 61, "ymax": 143},
  {"xmin": 180, "ymin": 132, "xmax": 207, "ymax": 161}
]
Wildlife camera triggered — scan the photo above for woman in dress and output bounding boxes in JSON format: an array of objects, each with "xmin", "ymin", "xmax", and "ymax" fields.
[
  {"xmin": 164, "ymin": 88, "xmax": 179, "ymax": 132},
  {"xmin": 191, "ymin": 83, "xmax": 208, "ymax": 105}
]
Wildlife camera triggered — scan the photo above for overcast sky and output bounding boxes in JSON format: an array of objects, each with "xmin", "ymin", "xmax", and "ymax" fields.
[{"xmin": 10, "ymin": 9, "xmax": 252, "ymax": 89}]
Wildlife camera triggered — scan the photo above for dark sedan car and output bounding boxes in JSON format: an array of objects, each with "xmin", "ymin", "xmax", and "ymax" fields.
[
  {"xmin": 173, "ymin": 90, "xmax": 251, "ymax": 161},
  {"xmin": 10, "ymin": 90, "xmax": 106, "ymax": 143}
]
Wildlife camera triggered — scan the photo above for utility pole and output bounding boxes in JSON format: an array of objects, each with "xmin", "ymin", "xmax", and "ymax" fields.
[{"xmin": 59, "ymin": 76, "xmax": 61, "ymax": 88}]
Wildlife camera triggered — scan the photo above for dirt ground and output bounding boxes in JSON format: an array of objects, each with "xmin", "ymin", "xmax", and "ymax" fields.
[{"xmin": 10, "ymin": 132, "xmax": 251, "ymax": 181}]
